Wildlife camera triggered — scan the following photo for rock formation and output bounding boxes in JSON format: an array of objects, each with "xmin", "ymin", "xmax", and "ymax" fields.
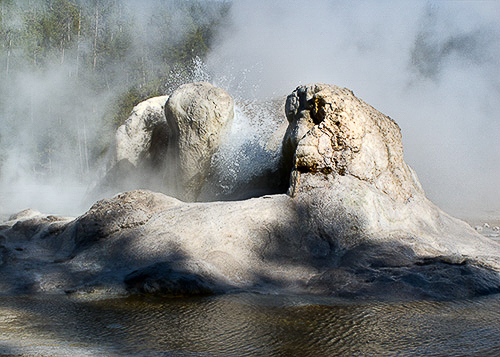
[
  {"xmin": 280, "ymin": 84, "xmax": 500, "ymax": 296},
  {"xmin": 115, "ymin": 95, "xmax": 170, "ymax": 168},
  {"xmin": 97, "ymin": 82, "xmax": 235, "ymax": 202},
  {"xmin": 95, "ymin": 95, "xmax": 169, "ymax": 198},
  {"xmin": 1, "ymin": 83, "xmax": 500, "ymax": 300},
  {"xmin": 283, "ymin": 84, "xmax": 422, "ymax": 201},
  {"xmin": 165, "ymin": 82, "xmax": 234, "ymax": 201}
]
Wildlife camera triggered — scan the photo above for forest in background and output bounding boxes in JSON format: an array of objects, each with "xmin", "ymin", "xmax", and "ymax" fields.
[
  {"xmin": 0, "ymin": 0, "xmax": 229, "ymax": 181},
  {"xmin": 2, "ymin": 1, "xmax": 498, "ymax": 217}
]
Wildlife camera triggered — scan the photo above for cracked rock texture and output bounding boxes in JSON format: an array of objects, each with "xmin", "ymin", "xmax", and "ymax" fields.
[{"xmin": 283, "ymin": 84, "xmax": 422, "ymax": 201}]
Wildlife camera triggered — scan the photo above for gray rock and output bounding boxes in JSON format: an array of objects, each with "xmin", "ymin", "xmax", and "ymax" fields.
[
  {"xmin": 1, "ymin": 83, "xmax": 500, "ymax": 300},
  {"xmin": 94, "ymin": 95, "xmax": 169, "ymax": 198},
  {"xmin": 97, "ymin": 85, "xmax": 282, "ymax": 202},
  {"xmin": 4, "ymin": 186, "xmax": 494, "ymax": 300},
  {"xmin": 115, "ymin": 95, "xmax": 169, "ymax": 168},
  {"xmin": 165, "ymin": 82, "xmax": 234, "ymax": 201},
  {"xmin": 8, "ymin": 208, "xmax": 42, "ymax": 222}
]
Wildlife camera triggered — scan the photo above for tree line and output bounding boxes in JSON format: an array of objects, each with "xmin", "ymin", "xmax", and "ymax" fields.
[{"xmin": 0, "ymin": 0, "xmax": 229, "ymax": 179}]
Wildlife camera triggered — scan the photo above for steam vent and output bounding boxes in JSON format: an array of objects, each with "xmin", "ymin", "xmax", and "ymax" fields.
[{"xmin": 2, "ymin": 82, "xmax": 500, "ymax": 300}]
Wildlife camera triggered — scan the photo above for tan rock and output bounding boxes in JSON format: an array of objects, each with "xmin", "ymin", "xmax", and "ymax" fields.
[
  {"xmin": 284, "ymin": 84, "xmax": 423, "ymax": 201},
  {"xmin": 115, "ymin": 95, "xmax": 169, "ymax": 167},
  {"xmin": 165, "ymin": 82, "xmax": 234, "ymax": 201}
]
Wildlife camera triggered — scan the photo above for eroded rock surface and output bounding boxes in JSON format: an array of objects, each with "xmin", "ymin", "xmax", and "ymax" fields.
[
  {"xmin": 283, "ymin": 84, "xmax": 422, "ymax": 201},
  {"xmin": 281, "ymin": 84, "xmax": 500, "ymax": 292},
  {"xmin": 95, "ymin": 95, "xmax": 169, "ymax": 198},
  {"xmin": 1, "ymin": 83, "xmax": 500, "ymax": 300},
  {"xmin": 2, "ymin": 187, "xmax": 499, "ymax": 300},
  {"xmin": 165, "ymin": 82, "xmax": 234, "ymax": 201}
]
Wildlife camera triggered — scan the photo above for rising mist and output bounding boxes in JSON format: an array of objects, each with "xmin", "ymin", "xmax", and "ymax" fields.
[
  {"xmin": 206, "ymin": 0, "xmax": 500, "ymax": 217},
  {"xmin": 1, "ymin": 0, "xmax": 498, "ymax": 218},
  {"xmin": 0, "ymin": 0, "xmax": 228, "ymax": 215}
]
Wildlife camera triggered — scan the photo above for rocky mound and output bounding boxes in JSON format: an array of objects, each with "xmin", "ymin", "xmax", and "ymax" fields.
[
  {"xmin": 283, "ymin": 84, "xmax": 422, "ymax": 201},
  {"xmin": 95, "ymin": 82, "xmax": 234, "ymax": 202},
  {"xmin": 1, "ymin": 83, "xmax": 499, "ymax": 300}
]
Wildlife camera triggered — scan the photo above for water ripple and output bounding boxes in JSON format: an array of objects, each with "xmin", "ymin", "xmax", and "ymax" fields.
[{"xmin": 1, "ymin": 294, "xmax": 500, "ymax": 355}]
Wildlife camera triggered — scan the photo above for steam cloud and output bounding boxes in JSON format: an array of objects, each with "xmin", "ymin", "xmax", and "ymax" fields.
[
  {"xmin": 0, "ymin": 1, "xmax": 221, "ymax": 215},
  {"xmin": 207, "ymin": 0, "xmax": 500, "ymax": 217},
  {"xmin": 1, "ymin": 0, "xmax": 498, "ymax": 218}
]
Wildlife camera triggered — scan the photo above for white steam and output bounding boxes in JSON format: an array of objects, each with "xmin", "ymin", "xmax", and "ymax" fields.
[
  {"xmin": 0, "ymin": 1, "xmax": 223, "ymax": 216},
  {"xmin": 206, "ymin": 0, "xmax": 500, "ymax": 216},
  {"xmin": 1, "ymin": 1, "xmax": 498, "ymax": 218},
  {"xmin": 0, "ymin": 62, "xmax": 109, "ymax": 215},
  {"xmin": 203, "ymin": 99, "xmax": 285, "ymax": 199}
]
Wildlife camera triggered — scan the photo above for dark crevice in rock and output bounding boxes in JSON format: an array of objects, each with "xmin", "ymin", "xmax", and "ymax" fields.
[
  {"xmin": 124, "ymin": 261, "xmax": 216, "ymax": 297},
  {"xmin": 146, "ymin": 121, "xmax": 170, "ymax": 169},
  {"xmin": 415, "ymin": 255, "xmax": 469, "ymax": 266}
]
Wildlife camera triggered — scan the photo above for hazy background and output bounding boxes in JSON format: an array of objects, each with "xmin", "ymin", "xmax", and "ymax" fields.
[
  {"xmin": 207, "ymin": 0, "xmax": 500, "ymax": 217},
  {"xmin": 0, "ymin": 0, "xmax": 228, "ymax": 215},
  {"xmin": 0, "ymin": 0, "xmax": 498, "ymax": 218}
]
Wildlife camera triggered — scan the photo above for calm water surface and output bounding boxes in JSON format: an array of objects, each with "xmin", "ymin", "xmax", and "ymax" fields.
[{"xmin": 1, "ymin": 293, "xmax": 500, "ymax": 356}]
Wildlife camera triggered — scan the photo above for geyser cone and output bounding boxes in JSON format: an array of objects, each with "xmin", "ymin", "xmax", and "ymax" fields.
[{"xmin": 1, "ymin": 83, "xmax": 500, "ymax": 301}]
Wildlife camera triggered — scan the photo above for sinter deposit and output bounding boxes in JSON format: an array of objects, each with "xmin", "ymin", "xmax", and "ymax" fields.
[
  {"xmin": 96, "ymin": 95, "xmax": 170, "ymax": 197},
  {"xmin": 1, "ymin": 83, "xmax": 500, "ymax": 300}
]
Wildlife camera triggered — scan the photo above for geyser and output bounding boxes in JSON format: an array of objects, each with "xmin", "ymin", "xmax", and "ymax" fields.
[
  {"xmin": 206, "ymin": 0, "xmax": 500, "ymax": 217},
  {"xmin": 95, "ymin": 82, "xmax": 288, "ymax": 203},
  {"xmin": 1, "ymin": 82, "xmax": 499, "ymax": 301}
]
